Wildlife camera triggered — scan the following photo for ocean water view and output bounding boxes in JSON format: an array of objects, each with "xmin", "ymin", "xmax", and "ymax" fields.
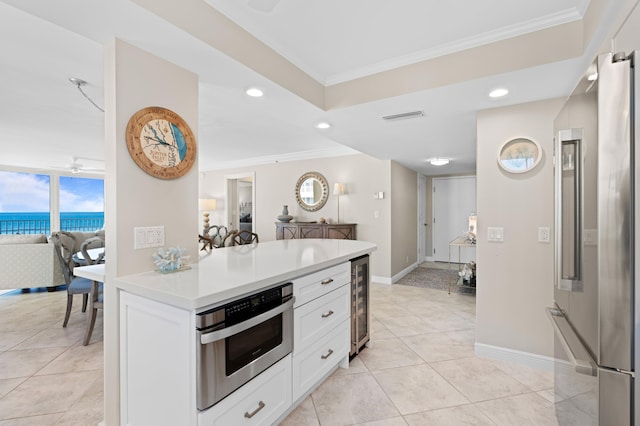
[{"xmin": 0, "ymin": 212, "xmax": 104, "ymax": 235}]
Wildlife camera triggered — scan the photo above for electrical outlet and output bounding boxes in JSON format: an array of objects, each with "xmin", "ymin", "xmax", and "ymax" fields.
[
  {"xmin": 134, "ymin": 226, "xmax": 165, "ymax": 249},
  {"xmin": 538, "ymin": 227, "xmax": 551, "ymax": 243}
]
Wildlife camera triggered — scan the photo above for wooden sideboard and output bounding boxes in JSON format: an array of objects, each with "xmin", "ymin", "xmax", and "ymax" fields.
[{"xmin": 275, "ymin": 222, "xmax": 356, "ymax": 240}]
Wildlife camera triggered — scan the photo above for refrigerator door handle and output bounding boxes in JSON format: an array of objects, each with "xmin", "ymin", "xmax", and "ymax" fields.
[
  {"xmin": 546, "ymin": 307, "xmax": 597, "ymax": 376},
  {"xmin": 555, "ymin": 129, "xmax": 583, "ymax": 292}
]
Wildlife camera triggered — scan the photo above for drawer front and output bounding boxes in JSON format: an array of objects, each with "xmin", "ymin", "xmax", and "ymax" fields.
[
  {"xmin": 198, "ymin": 355, "xmax": 291, "ymax": 426},
  {"xmin": 293, "ymin": 262, "xmax": 350, "ymax": 307},
  {"xmin": 292, "ymin": 319, "xmax": 350, "ymax": 401},
  {"xmin": 294, "ymin": 284, "xmax": 350, "ymax": 354}
]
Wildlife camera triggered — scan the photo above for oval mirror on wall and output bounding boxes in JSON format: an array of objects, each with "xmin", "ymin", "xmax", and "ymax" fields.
[{"xmin": 295, "ymin": 172, "xmax": 329, "ymax": 212}]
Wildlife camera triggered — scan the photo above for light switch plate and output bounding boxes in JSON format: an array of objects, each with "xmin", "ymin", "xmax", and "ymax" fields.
[
  {"xmin": 134, "ymin": 226, "xmax": 165, "ymax": 249},
  {"xmin": 487, "ymin": 227, "xmax": 504, "ymax": 242}
]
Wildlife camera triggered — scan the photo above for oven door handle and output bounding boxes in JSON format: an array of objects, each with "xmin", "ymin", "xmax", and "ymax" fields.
[{"xmin": 200, "ymin": 297, "xmax": 295, "ymax": 345}]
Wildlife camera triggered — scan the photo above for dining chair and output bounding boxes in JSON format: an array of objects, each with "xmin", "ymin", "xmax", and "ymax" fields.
[
  {"xmin": 232, "ymin": 230, "xmax": 259, "ymax": 245},
  {"xmin": 221, "ymin": 229, "xmax": 238, "ymax": 247},
  {"xmin": 50, "ymin": 231, "xmax": 100, "ymax": 328},
  {"xmin": 84, "ymin": 279, "xmax": 103, "ymax": 345},
  {"xmin": 76, "ymin": 236, "xmax": 105, "ymax": 265},
  {"xmin": 199, "ymin": 225, "xmax": 229, "ymax": 251}
]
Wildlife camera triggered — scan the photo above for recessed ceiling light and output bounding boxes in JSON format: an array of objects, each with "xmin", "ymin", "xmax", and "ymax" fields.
[
  {"xmin": 245, "ymin": 87, "xmax": 264, "ymax": 97},
  {"xmin": 489, "ymin": 88, "xmax": 509, "ymax": 98},
  {"xmin": 429, "ymin": 158, "xmax": 450, "ymax": 166},
  {"xmin": 314, "ymin": 122, "xmax": 331, "ymax": 129},
  {"xmin": 587, "ymin": 72, "xmax": 598, "ymax": 81}
]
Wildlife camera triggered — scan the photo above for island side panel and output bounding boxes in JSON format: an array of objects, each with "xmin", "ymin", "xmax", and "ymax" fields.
[{"xmin": 120, "ymin": 291, "xmax": 197, "ymax": 426}]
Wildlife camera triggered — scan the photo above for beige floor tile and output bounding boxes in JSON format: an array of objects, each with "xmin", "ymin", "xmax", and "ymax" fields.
[
  {"xmin": 490, "ymin": 358, "xmax": 554, "ymax": 391},
  {"xmin": 0, "ymin": 413, "xmax": 64, "ymax": 426},
  {"xmin": 0, "ymin": 378, "xmax": 26, "ymax": 399},
  {"xmin": 358, "ymin": 337, "xmax": 424, "ymax": 371},
  {"xmin": 420, "ymin": 314, "xmax": 476, "ymax": 333},
  {"xmin": 400, "ymin": 330, "xmax": 475, "ymax": 363},
  {"xmin": 36, "ymin": 342, "xmax": 104, "ymax": 376},
  {"xmin": 332, "ymin": 354, "xmax": 368, "ymax": 376},
  {"xmin": 12, "ymin": 327, "xmax": 85, "ymax": 351},
  {"xmin": 0, "ymin": 347, "xmax": 67, "ymax": 380},
  {"xmin": 377, "ymin": 315, "xmax": 440, "ymax": 337},
  {"xmin": 0, "ymin": 312, "xmax": 63, "ymax": 333},
  {"xmin": 371, "ymin": 301, "xmax": 414, "ymax": 320},
  {"xmin": 354, "ymin": 417, "xmax": 408, "ymax": 426},
  {"xmin": 0, "ymin": 370, "xmax": 101, "ymax": 420},
  {"xmin": 404, "ymin": 404, "xmax": 496, "ymax": 426},
  {"xmin": 370, "ymin": 318, "xmax": 395, "ymax": 340},
  {"xmin": 0, "ymin": 330, "xmax": 40, "ymax": 352},
  {"xmin": 311, "ymin": 372, "xmax": 400, "ymax": 425},
  {"xmin": 278, "ymin": 396, "xmax": 319, "ymax": 426},
  {"xmin": 373, "ymin": 364, "xmax": 469, "ymax": 414},
  {"xmin": 53, "ymin": 406, "xmax": 104, "ymax": 426},
  {"xmin": 537, "ymin": 388, "xmax": 557, "ymax": 403},
  {"xmin": 475, "ymin": 392, "xmax": 560, "ymax": 426},
  {"xmin": 430, "ymin": 357, "xmax": 530, "ymax": 402}
]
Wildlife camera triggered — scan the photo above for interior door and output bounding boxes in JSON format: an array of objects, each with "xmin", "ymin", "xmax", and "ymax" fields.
[
  {"xmin": 418, "ymin": 175, "xmax": 427, "ymax": 264},
  {"xmin": 432, "ymin": 176, "xmax": 476, "ymax": 263}
]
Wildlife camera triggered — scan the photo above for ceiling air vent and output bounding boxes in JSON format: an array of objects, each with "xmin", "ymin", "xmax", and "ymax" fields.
[{"xmin": 382, "ymin": 110, "xmax": 424, "ymax": 121}]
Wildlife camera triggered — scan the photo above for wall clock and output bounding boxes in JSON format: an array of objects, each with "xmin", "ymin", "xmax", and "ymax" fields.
[
  {"xmin": 126, "ymin": 106, "xmax": 197, "ymax": 179},
  {"xmin": 497, "ymin": 137, "xmax": 542, "ymax": 173}
]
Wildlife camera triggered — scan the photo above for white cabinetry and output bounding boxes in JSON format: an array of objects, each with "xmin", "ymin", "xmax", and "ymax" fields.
[
  {"xmin": 198, "ymin": 355, "xmax": 291, "ymax": 426},
  {"xmin": 292, "ymin": 262, "xmax": 351, "ymax": 401},
  {"xmin": 119, "ymin": 260, "xmax": 354, "ymax": 426},
  {"xmin": 120, "ymin": 291, "xmax": 197, "ymax": 426}
]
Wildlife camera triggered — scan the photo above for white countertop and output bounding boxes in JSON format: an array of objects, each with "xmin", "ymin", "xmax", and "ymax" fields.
[{"xmin": 114, "ymin": 239, "xmax": 376, "ymax": 311}]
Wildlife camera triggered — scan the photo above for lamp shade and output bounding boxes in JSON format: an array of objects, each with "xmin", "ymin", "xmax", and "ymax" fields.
[
  {"xmin": 199, "ymin": 198, "xmax": 217, "ymax": 211},
  {"xmin": 333, "ymin": 183, "xmax": 345, "ymax": 195}
]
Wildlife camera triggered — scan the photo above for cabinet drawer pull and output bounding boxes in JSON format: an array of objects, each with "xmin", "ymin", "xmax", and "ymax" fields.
[
  {"xmin": 320, "ymin": 278, "xmax": 334, "ymax": 285},
  {"xmin": 244, "ymin": 401, "xmax": 266, "ymax": 419},
  {"xmin": 321, "ymin": 349, "xmax": 334, "ymax": 360},
  {"xmin": 321, "ymin": 310, "xmax": 334, "ymax": 318}
]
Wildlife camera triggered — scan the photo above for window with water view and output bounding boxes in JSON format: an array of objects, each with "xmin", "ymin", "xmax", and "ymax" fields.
[{"xmin": 0, "ymin": 171, "xmax": 104, "ymax": 234}]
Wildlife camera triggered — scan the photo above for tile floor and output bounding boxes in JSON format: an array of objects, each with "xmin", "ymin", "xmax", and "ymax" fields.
[{"xmin": 0, "ymin": 270, "xmax": 559, "ymax": 426}]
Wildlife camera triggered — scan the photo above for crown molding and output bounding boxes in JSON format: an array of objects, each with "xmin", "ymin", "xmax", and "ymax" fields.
[
  {"xmin": 324, "ymin": 8, "xmax": 584, "ymax": 86},
  {"xmin": 202, "ymin": 145, "xmax": 361, "ymax": 171}
]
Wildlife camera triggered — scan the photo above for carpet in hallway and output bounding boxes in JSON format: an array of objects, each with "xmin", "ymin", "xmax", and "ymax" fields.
[{"xmin": 395, "ymin": 267, "xmax": 474, "ymax": 294}]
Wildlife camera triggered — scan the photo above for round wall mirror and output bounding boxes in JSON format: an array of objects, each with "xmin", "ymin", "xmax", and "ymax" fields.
[
  {"xmin": 295, "ymin": 172, "xmax": 329, "ymax": 212},
  {"xmin": 498, "ymin": 137, "xmax": 542, "ymax": 173}
]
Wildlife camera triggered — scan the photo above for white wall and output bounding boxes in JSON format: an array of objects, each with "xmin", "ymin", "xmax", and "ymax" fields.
[
  {"xmin": 200, "ymin": 154, "xmax": 395, "ymax": 279},
  {"xmin": 476, "ymin": 98, "xmax": 564, "ymax": 358},
  {"xmin": 104, "ymin": 39, "xmax": 199, "ymax": 424}
]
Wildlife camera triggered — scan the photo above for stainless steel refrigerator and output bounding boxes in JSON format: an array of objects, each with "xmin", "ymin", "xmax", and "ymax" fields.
[{"xmin": 549, "ymin": 51, "xmax": 638, "ymax": 425}]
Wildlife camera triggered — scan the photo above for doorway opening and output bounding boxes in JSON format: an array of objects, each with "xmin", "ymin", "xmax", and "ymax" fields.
[{"xmin": 225, "ymin": 172, "xmax": 255, "ymax": 235}]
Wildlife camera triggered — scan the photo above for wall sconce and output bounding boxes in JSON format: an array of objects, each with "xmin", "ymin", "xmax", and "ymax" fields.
[
  {"xmin": 333, "ymin": 183, "xmax": 345, "ymax": 223},
  {"xmin": 198, "ymin": 198, "xmax": 217, "ymax": 236}
]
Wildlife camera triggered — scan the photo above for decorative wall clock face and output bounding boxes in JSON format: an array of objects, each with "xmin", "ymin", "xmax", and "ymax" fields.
[{"xmin": 126, "ymin": 106, "xmax": 197, "ymax": 179}]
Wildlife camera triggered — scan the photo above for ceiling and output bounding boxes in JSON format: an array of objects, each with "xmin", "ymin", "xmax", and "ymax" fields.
[{"xmin": 0, "ymin": 0, "xmax": 621, "ymax": 176}]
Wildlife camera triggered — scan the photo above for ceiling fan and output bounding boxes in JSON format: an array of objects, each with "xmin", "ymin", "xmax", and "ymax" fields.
[{"xmin": 52, "ymin": 157, "xmax": 105, "ymax": 174}]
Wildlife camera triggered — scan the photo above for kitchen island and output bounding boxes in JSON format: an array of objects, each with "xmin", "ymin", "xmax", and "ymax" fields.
[{"xmin": 115, "ymin": 239, "xmax": 376, "ymax": 426}]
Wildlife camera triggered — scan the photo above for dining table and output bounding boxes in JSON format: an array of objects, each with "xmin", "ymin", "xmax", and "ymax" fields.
[{"xmin": 73, "ymin": 263, "xmax": 105, "ymax": 282}]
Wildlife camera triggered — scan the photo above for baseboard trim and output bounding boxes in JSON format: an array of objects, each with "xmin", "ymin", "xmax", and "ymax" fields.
[
  {"xmin": 391, "ymin": 263, "xmax": 418, "ymax": 284},
  {"xmin": 372, "ymin": 262, "xmax": 418, "ymax": 286},
  {"xmin": 474, "ymin": 343, "xmax": 555, "ymax": 372},
  {"xmin": 372, "ymin": 275, "xmax": 392, "ymax": 285}
]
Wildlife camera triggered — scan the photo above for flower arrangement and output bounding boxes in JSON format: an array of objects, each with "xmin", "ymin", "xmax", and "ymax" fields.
[{"xmin": 153, "ymin": 246, "xmax": 190, "ymax": 273}]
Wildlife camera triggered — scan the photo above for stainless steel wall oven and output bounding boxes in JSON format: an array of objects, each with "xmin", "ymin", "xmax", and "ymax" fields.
[{"xmin": 196, "ymin": 282, "xmax": 294, "ymax": 411}]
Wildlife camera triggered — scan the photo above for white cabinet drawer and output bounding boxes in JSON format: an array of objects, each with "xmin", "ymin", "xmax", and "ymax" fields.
[
  {"xmin": 293, "ymin": 262, "xmax": 350, "ymax": 307},
  {"xmin": 198, "ymin": 355, "xmax": 291, "ymax": 426},
  {"xmin": 294, "ymin": 284, "xmax": 350, "ymax": 354},
  {"xmin": 292, "ymin": 319, "xmax": 350, "ymax": 401}
]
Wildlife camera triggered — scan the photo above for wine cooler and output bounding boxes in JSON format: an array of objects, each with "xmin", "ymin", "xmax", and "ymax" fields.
[{"xmin": 350, "ymin": 254, "xmax": 370, "ymax": 356}]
